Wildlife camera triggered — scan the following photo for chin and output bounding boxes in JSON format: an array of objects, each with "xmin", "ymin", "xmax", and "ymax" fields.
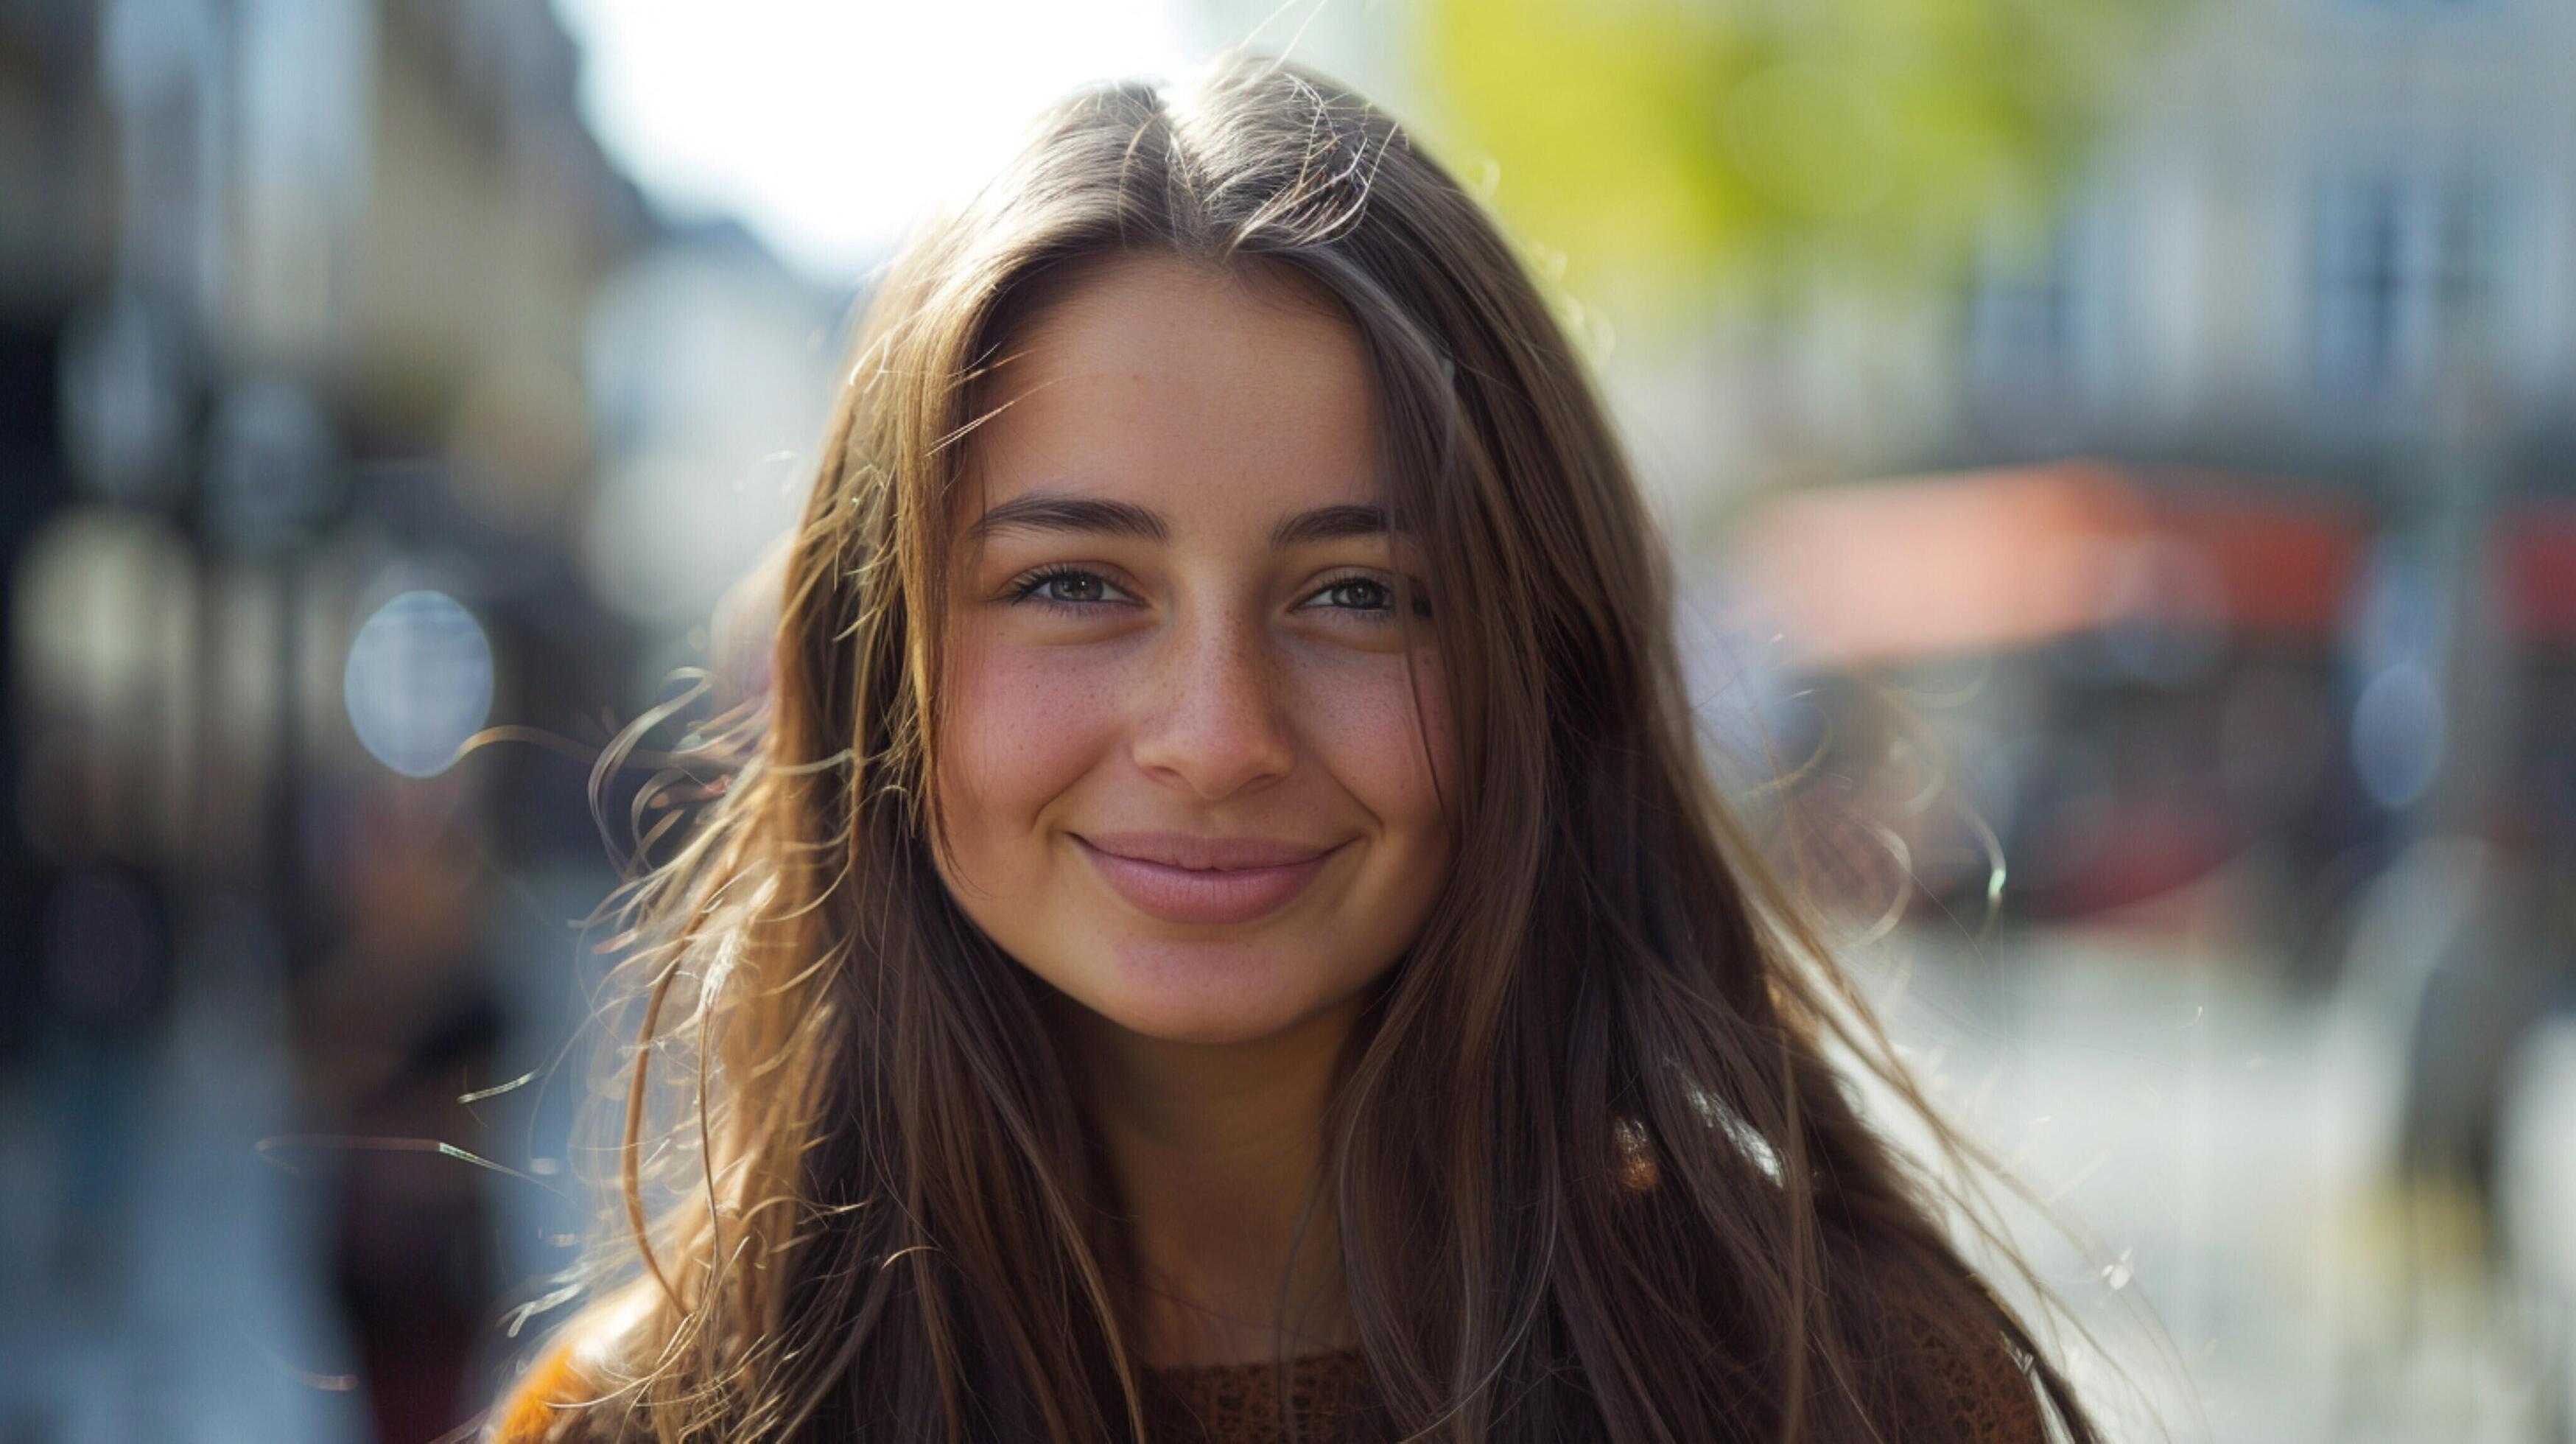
[{"xmin": 1073, "ymin": 936, "xmax": 1352, "ymax": 1047}]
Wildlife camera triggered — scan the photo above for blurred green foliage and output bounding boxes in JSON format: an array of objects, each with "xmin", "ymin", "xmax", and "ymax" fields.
[{"xmin": 1413, "ymin": 0, "xmax": 2179, "ymax": 320}]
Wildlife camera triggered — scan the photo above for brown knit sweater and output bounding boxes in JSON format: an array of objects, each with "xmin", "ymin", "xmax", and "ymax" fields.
[{"xmin": 488, "ymin": 1318, "xmax": 2048, "ymax": 1442}]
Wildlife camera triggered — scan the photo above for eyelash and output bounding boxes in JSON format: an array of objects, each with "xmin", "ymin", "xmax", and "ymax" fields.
[{"xmin": 1005, "ymin": 565, "xmax": 1428, "ymax": 623}]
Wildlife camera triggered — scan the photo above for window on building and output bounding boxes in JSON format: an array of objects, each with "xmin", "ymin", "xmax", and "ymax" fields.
[
  {"xmin": 2310, "ymin": 168, "xmax": 2498, "ymax": 400},
  {"xmin": 1968, "ymin": 206, "xmax": 2098, "ymax": 418}
]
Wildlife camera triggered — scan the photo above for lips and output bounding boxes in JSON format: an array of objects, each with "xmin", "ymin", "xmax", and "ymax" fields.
[{"xmin": 1073, "ymin": 831, "xmax": 1342, "ymax": 925}]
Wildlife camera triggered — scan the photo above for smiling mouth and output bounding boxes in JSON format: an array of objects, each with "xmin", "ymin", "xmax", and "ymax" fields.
[{"xmin": 1071, "ymin": 833, "xmax": 1344, "ymax": 926}]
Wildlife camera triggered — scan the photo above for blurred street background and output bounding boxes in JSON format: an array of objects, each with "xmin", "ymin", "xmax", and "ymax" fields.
[{"xmin": 2, "ymin": 0, "xmax": 2571, "ymax": 1438}]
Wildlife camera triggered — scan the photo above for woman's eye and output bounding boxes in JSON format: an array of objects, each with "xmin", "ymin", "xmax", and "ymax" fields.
[
  {"xmin": 1011, "ymin": 568, "xmax": 1128, "ymax": 608},
  {"xmin": 1308, "ymin": 575, "xmax": 1432, "ymax": 621},
  {"xmin": 1315, "ymin": 578, "xmax": 1393, "ymax": 613},
  {"xmin": 1302, "ymin": 574, "xmax": 1429, "ymax": 621}
]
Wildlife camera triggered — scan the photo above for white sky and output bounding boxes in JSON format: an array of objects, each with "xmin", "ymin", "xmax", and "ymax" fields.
[{"xmin": 552, "ymin": 0, "xmax": 1201, "ymax": 285}]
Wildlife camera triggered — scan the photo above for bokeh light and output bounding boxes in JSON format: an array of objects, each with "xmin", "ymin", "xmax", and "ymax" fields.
[
  {"xmin": 2352, "ymin": 659, "xmax": 2446, "ymax": 810},
  {"xmin": 341, "ymin": 591, "xmax": 495, "ymax": 779}
]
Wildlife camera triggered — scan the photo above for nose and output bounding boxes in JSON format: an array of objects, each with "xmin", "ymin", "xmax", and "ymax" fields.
[{"xmin": 1130, "ymin": 606, "xmax": 1295, "ymax": 801}]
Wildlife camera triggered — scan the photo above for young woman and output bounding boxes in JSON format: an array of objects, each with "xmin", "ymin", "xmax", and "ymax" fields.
[{"xmin": 488, "ymin": 54, "xmax": 2099, "ymax": 1443}]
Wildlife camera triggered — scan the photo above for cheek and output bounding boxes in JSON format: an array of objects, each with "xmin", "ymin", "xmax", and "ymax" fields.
[
  {"xmin": 938, "ymin": 632, "xmax": 1123, "ymax": 846},
  {"xmin": 1291, "ymin": 647, "xmax": 1456, "ymax": 847}
]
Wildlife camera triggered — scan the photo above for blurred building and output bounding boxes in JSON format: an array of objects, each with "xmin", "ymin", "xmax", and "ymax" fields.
[
  {"xmin": 7, "ymin": 0, "xmax": 647, "ymax": 937},
  {"xmin": 1708, "ymin": 0, "xmax": 2576, "ymax": 937},
  {"xmin": 1958, "ymin": 0, "xmax": 2576, "ymax": 466},
  {"xmin": 0, "ymin": 2, "xmax": 838, "ymax": 1440}
]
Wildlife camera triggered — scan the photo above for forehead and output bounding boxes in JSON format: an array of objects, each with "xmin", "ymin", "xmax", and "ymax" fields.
[{"xmin": 960, "ymin": 253, "xmax": 1380, "ymax": 526}]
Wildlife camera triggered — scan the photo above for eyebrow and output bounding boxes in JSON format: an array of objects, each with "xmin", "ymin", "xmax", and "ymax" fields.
[
  {"xmin": 964, "ymin": 491, "xmax": 1392, "ymax": 549},
  {"xmin": 966, "ymin": 494, "xmax": 1169, "ymax": 544},
  {"xmin": 1269, "ymin": 502, "xmax": 1390, "ymax": 548}
]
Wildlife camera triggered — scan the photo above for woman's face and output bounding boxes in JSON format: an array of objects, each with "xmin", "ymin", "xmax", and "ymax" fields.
[{"xmin": 931, "ymin": 253, "xmax": 1456, "ymax": 1048}]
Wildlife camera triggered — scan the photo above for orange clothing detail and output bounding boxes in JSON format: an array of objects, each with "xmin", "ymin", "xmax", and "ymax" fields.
[{"xmin": 489, "ymin": 1341, "xmax": 594, "ymax": 1444}]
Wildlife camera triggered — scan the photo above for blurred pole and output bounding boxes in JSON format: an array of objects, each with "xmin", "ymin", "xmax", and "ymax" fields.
[{"xmin": 2376, "ymin": 175, "xmax": 2547, "ymax": 1250}]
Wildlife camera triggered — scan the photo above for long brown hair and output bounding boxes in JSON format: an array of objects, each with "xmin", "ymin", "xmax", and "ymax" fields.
[{"xmin": 520, "ymin": 53, "xmax": 2105, "ymax": 1442}]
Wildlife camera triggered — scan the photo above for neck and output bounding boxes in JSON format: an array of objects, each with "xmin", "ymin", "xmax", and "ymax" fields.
[{"xmin": 1065, "ymin": 995, "xmax": 1362, "ymax": 1369}]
